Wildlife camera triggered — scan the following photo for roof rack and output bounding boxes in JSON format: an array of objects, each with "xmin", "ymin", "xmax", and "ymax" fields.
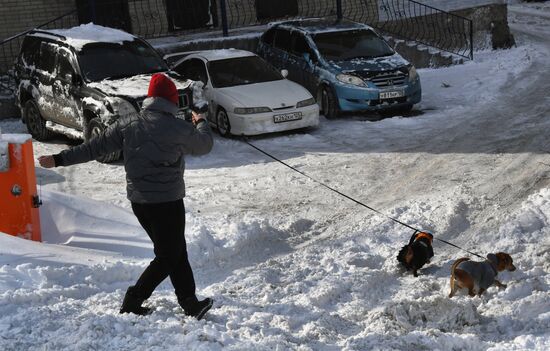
[{"xmin": 28, "ymin": 29, "xmax": 66, "ymax": 41}]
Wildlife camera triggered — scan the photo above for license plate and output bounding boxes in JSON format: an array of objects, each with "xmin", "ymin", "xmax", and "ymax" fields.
[
  {"xmin": 273, "ymin": 112, "xmax": 302, "ymax": 123},
  {"xmin": 379, "ymin": 90, "xmax": 404, "ymax": 99}
]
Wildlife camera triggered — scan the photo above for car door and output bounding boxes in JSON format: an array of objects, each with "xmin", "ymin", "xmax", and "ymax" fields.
[
  {"xmin": 173, "ymin": 58, "xmax": 213, "ymax": 121},
  {"xmin": 34, "ymin": 41, "xmax": 58, "ymax": 121},
  {"xmin": 52, "ymin": 47, "xmax": 82, "ymax": 129},
  {"xmin": 271, "ymin": 28, "xmax": 292, "ymax": 71},
  {"xmin": 258, "ymin": 27, "xmax": 277, "ymax": 63},
  {"xmin": 288, "ymin": 31, "xmax": 319, "ymax": 95}
]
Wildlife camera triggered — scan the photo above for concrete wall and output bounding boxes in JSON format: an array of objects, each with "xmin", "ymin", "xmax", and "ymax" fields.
[{"xmin": 453, "ymin": 3, "xmax": 515, "ymax": 50}]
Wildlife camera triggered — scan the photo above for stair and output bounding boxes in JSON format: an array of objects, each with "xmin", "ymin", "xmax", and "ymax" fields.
[{"xmin": 385, "ymin": 36, "xmax": 464, "ymax": 69}]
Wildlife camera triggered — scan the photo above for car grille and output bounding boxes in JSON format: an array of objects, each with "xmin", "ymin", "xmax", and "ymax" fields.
[
  {"xmin": 354, "ymin": 70, "xmax": 407, "ymax": 88},
  {"xmin": 272, "ymin": 105, "xmax": 295, "ymax": 111}
]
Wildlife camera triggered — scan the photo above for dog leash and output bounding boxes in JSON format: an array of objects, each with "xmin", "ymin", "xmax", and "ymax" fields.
[{"xmin": 241, "ymin": 137, "xmax": 486, "ymax": 259}]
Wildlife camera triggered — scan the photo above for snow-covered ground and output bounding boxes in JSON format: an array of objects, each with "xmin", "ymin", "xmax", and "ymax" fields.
[{"xmin": 1, "ymin": 3, "xmax": 550, "ymax": 350}]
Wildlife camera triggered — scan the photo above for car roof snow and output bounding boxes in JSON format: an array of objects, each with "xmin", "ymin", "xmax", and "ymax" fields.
[
  {"xmin": 192, "ymin": 49, "xmax": 257, "ymax": 61},
  {"xmin": 28, "ymin": 23, "xmax": 137, "ymax": 50},
  {"xmin": 272, "ymin": 18, "xmax": 372, "ymax": 34}
]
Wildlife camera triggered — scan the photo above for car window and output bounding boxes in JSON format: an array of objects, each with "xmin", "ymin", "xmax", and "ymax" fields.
[
  {"xmin": 20, "ymin": 36, "xmax": 41, "ymax": 67},
  {"xmin": 262, "ymin": 28, "xmax": 276, "ymax": 46},
  {"xmin": 290, "ymin": 32, "xmax": 316, "ymax": 61},
  {"xmin": 57, "ymin": 48, "xmax": 76, "ymax": 81},
  {"xmin": 274, "ymin": 29, "xmax": 291, "ymax": 52},
  {"xmin": 174, "ymin": 58, "xmax": 208, "ymax": 84},
  {"xmin": 313, "ymin": 29, "xmax": 394, "ymax": 61},
  {"xmin": 77, "ymin": 39, "xmax": 168, "ymax": 82},
  {"xmin": 37, "ymin": 42, "xmax": 57, "ymax": 73},
  {"xmin": 208, "ymin": 56, "xmax": 282, "ymax": 88}
]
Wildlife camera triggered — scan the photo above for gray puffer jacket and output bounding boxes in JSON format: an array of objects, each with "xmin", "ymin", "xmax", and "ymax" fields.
[{"xmin": 55, "ymin": 97, "xmax": 213, "ymax": 203}]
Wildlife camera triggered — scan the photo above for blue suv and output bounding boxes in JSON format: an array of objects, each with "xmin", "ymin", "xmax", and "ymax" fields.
[{"xmin": 258, "ymin": 19, "xmax": 421, "ymax": 118}]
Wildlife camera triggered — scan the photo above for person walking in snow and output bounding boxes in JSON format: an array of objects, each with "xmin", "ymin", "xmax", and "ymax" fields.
[{"xmin": 38, "ymin": 73, "xmax": 214, "ymax": 320}]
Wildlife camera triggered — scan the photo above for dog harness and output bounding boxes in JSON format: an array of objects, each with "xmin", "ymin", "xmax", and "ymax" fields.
[
  {"xmin": 456, "ymin": 254, "xmax": 499, "ymax": 290},
  {"xmin": 415, "ymin": 232, "xmax": 433, "ymax": 248}
]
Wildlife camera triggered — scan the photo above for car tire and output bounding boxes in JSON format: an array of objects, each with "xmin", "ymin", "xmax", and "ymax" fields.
[
  {"xmin": 24, "ymin": 100, "xmax": 53, "ymax": 141},
  {"xmin": 320, "ymin": 86, "xmax": 340, "ymax": 119},
  {"xmin": 216, "ymin": 108, "xmax": 231, "ymax": 137},
  {"xmin": 85, "ymin": 117, "xmax": 121, "ymax": 163},
  {"xmin": 397, "ymin": 104, "xmax": 414, "ymax": 114}
]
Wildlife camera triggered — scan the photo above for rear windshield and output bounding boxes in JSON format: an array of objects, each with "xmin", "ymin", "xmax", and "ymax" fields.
[
  {"xmin": 208, "ymin": 56, "xmax": 282, "ymax": 88},
  {"xmin": 77, "ymin": 40, "xmax": 168, "ymax": 82},
  {"xmin": 313, "ymin": 29, "xmax": 394, "ymax": 61}
]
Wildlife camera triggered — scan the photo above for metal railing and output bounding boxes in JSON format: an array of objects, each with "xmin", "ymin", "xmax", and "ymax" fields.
[
  {"xmin": 341, "ymin": 0, "xmax": 473, "ymax": 59},
  {"xmin": 0, "ymin": 10, "xmax": 79, "ymax": 95},
  {"xmin": 1, "ymin": 0, "xmax": 473, "ymax": 96}
]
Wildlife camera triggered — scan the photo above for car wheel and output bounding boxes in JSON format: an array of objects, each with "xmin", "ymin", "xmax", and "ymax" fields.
[
  {"xmin": 397, "ymin": 104, "xmax": 414, "ymax": 114},
  {"xmin": 320, "ymin": 86, "xmax": 340, "ymax": 119},
  {"xmin": 216, "ymin": 108, "xmax": 231, "ymax": 137},
  {"xmin": 24, "ymin": 100, "xmax": 53, "ymax": 141},
  {"xmin": 85, "ymin": 117, "xmax": 121, "ymax": 163}
]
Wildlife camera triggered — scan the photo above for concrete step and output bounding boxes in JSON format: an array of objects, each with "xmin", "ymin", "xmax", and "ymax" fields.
[{"xmin": 384, "ymin": 36, "xmax": 464, "ymax": 68}]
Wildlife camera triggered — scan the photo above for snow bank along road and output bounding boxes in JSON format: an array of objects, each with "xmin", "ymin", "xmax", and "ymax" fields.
[{"xmin": 1, "ymin": 5, "xmax": 550, "ymax": 350}]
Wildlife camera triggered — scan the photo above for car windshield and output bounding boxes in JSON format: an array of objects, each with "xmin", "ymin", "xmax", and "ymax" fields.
[
  {"xmin": 78, "ymin": 40, "xmax": 168, "ymax": 82},
  {"xmin": 208, "ymin": 56, "xmax": 283, "ymax": 88},
  {"xmin": 313, "ymin": 29, "xmax": 394, "ymax": 61}
]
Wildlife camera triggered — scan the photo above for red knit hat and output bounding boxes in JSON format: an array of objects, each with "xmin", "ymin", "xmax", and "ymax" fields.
[{"xmin": 148, "ymin": 73, "xmax": 179, "ymax": 106}]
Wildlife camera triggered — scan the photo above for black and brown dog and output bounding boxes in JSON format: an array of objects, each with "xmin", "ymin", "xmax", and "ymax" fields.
[
  {"xmin": 448, "ymin": 252, "xmax": 516, "ymax": 297},
  {"xmin": 397, "ymin": 231, "xmax": 434, "ymax": 277}
]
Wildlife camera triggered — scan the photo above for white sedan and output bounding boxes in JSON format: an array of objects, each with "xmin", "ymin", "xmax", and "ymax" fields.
[{"xmin": 168, "ymin": 49, "xmax": 319, "ymax": 136}]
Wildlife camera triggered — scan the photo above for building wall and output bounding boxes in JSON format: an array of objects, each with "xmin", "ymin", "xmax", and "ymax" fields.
[
  {"xmin": 0, "ymin": 0, "xmax": 77, "ymax": 41},
  {"xmin": 0, "ymin": 0, "xmax": 78, "ymax": 72}
]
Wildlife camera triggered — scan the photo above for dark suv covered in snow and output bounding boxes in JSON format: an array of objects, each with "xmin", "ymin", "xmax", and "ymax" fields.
[{"xmin": 14, "ymin": 24, "xmax": 193, "ymax": 162}]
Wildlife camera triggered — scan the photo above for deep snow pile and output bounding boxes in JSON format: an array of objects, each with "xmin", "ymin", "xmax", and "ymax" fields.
[{"xmin": 1, "ymin": 4, "xmax": 550, "ymax": 350}]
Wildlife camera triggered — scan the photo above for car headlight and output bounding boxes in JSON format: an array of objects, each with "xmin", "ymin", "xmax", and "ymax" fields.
[
  {"xmin": 408, "ymin": 65, "xmax": 418, "ymax": 81},
  {"xmin": 234, "ymin": 107, "xmax": 272, "ymax": 114},
  {"xmin": 336, "ymin": 74, "xmax": 366, "ymax": 87},
  {"xmin": 296, "ymin": 98, "xmax": 316, "ymax": 108}
]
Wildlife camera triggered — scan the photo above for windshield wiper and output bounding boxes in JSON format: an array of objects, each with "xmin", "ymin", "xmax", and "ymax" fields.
[{"xmin": 347, "ymin": 55, "xmax": 375, "ymax": 60}]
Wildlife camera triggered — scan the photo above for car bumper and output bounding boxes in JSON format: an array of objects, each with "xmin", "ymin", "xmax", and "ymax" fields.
[
  {"xmin": 335, "ymin": 79, "xmax": 422, "ymax": 112},
  {"xmin": 228, "ymin": 104, "xmax": 320, "ymax": 136}
]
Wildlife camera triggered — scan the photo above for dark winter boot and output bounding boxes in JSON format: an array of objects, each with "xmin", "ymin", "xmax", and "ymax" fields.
[
  {"xmin": 120, "ymin": 286, "xmax": 152, "ymax": 316},
  {"xmin": 179, "ymin": 296, "xmax": 213, "ymax": 320}
]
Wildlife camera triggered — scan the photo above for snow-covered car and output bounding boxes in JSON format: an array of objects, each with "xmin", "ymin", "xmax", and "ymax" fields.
[
  {"xmin": 167, "ymin": 49, "xmax": 319, "ymax": 137},
  {"xmin": 257, "ymin": 19, "xmax": 422, "ymax": 118},
  {"xmin": 13, "ymin": 24, "xmax": 194, "ymax": 162}
]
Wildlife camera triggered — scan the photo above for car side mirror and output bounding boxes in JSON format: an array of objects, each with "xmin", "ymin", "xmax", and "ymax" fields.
[{"xmin": 281, "ymin": 69, "xmax": 289, "ymax": 78}]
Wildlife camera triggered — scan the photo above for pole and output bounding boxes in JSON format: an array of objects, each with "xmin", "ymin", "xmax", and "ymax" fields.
[
  {"xmin": 220, "ymin": 0, "xmax": 229, "ymax": 37},
  {"xmin": 336, "ymin": 0, "xmax": 343, "ymax": 20}
]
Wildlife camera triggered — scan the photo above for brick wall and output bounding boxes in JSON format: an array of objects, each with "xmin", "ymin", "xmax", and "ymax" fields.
[
  {"xmin": 0, "ymin": 0, "xmax": 76, "ymax": 41},
  {"xmin": 0, "ymin": 0, "xmax": 78, "ymax": 72}
]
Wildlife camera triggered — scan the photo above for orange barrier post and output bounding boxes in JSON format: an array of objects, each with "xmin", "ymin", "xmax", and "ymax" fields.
[{"xmin": 0, "ymin": 133, "xmax": 42, "ymax": 242}]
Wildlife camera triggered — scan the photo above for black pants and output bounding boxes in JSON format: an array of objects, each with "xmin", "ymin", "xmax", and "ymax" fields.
[{"xmin": 131, "ymin": 199, "xmax": 196, "ymax": 301}]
